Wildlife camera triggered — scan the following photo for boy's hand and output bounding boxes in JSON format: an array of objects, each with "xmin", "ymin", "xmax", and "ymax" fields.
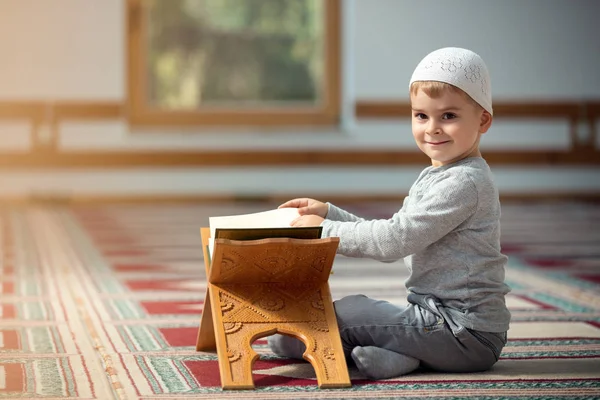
[
  {"xmin": 290, "ymin": 214, "xmax": 325, "ymax": 227},
  {"xmin": 279, "ymin": 198, "xmax": 328, "ymax": 218}
]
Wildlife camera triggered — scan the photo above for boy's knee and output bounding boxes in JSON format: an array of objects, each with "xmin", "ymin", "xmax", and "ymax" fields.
[
  {"xmin": 333, "ymin": 294, "xmax": 370, "ymax": 325},
  {"xmin": 334, "ymin": 294, "xmax": 368, "ymax": 312}
]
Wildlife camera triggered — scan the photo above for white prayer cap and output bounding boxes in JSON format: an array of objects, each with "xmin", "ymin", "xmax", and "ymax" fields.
[{"xmin": 409, "ymin": 47, "xmax": 493, "ymax": 115}]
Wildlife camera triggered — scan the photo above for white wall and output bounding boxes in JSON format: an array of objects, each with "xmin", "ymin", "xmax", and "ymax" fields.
[
  {"xmin": 0, "ymin": 0, "xmax": 124, "ymax": 100},
  {"xmin": 353, "ymin": 0, "xmax": 600, "ymax": 100},
  {"xmin": 0, "ymin": 0, "xmax": 598, "ymax": 199}
]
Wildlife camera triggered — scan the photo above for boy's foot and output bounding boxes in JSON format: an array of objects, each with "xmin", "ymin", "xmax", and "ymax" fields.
[
  {"xmin": 268, "ymin": 334, "xmax": 306, "ymax": 360},
  {"xmin": 351, "ymin": 346, "xmax": 419, "ymax": 380}
]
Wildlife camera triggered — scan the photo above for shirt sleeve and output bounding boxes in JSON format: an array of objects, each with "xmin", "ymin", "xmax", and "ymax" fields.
[
  {"xmin": 325, "ymin": 203, "xmax": 364, "ymax": 222},
  {"xmin": 321, "ymin": 174, "xmax": 479, "ymax": 261}
]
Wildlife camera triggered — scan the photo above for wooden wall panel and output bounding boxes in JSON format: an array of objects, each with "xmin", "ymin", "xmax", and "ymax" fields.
[{"xmin": 0, "ymin": 100, "xmax": 598, "ymax": 168}]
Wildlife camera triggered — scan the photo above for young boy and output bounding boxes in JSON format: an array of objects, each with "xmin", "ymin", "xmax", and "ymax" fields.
[{"xmin": 268, "ymin": 47, "xmax": 511, "ymax": 380}]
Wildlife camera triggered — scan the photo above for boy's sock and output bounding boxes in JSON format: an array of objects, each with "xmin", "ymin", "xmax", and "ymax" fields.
[
  {"xmin": 351, "ymin": 346, "xmax": 420, "ymax": 380},
  {"xmin": 268, "ymin": 334, "xmax": 306, "ymax": 360}
]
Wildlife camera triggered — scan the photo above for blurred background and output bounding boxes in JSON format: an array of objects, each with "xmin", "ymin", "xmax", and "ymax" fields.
[{"xmin": 0, "ymin": 0, "xmax": 598, "ymax": 204}]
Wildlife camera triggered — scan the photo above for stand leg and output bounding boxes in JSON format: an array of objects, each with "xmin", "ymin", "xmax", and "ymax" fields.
[
  {"xmin": 303, "ymin": 331, "xmax": 351, "ymax": 389},
  {"xmin": 218, "ymin": 332, "xmax": 258, "ymax": 390},
  {"xmin": 196, "ymin": 291, "xmax": 216, "ymax": 351}
]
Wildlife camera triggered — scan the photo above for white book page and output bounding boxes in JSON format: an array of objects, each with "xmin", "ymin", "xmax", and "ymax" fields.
[
  {"xmin": 209, "ymin": 208, "xmax": 300, "ymax": 238},
  {"xmin": 208, "ymin": 208, "xmax": 300, "ymax": 255}
]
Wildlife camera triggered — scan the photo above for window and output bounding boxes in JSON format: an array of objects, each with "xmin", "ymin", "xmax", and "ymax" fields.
[{"xmin": 127, "ymin": 0, "xmax": 341, "ymax": 127}]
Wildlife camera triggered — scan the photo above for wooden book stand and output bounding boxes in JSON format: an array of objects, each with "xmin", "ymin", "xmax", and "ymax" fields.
[{"xmin": 196, "ymin": 227, "xmax": 351, "ymax": 390}]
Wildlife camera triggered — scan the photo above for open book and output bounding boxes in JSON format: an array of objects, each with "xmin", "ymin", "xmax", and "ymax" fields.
[{"xmin": 207, "ymin": 208, "xmax": 323, "ymax": 257}]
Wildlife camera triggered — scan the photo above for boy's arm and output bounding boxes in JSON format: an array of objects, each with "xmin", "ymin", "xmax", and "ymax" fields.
[{"xmin": 322, "ymin": 177, "xmax": 478, "ymax": 261}]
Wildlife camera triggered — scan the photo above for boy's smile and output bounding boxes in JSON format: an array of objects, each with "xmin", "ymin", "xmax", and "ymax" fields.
[
  {"xmin": 410, "ymin": 88, "xmax": 492, "ymax": 167},
  {"xmin": 427, "ymin": 140, "xmax": 450, "ymax": 145}
]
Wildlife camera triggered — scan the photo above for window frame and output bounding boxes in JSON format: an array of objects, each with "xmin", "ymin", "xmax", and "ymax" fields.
[{"xmin": 126, "ymin": 0, "xmax": 341, "ymax": 128}]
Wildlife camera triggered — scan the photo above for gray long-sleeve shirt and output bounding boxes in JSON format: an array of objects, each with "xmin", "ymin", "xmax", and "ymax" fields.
[{"xmin": 321, "ymin": 157, "xmax": 511, "ymax": 332}]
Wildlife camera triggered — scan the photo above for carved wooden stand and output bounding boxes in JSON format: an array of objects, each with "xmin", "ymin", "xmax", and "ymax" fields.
[{"xmin": 196, "ymin": 227, "xmax": 351, "ymax": 390}]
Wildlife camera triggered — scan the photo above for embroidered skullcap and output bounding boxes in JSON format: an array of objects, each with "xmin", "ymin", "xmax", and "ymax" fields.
[{"xmin": 409, "ymin": 47, "xmax": 493, "ymax": 115}]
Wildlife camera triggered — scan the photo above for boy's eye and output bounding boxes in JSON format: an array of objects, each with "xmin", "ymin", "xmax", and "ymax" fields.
[
  {"xmin": 442, "ymin": 113, "xmax": 457, "ymax": 120},
  {"xmin": 414, "ymin": 113, "xmax": 427, "ymax": 120}
]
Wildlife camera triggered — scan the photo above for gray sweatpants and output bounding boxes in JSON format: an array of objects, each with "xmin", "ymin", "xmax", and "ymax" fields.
[{"xmin": 270, "ymin": 293, "xmax": 507, "ymax": 373}]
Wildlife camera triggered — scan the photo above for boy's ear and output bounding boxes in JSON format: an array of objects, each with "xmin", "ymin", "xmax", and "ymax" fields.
[{"xmin": 479, "ymin": 110, "xmax": 493, "ymax": 134}]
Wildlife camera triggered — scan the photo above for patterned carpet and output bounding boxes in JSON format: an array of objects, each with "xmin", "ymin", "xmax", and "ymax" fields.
[{"xmin": 1, "ymin": 201, "xmax": 599, "ymax": 399}]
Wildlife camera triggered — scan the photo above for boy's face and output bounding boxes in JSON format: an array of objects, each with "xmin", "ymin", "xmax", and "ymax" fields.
[{"xmin": 410, "ymin": 88, "xmax": 492, "ymax": 167}]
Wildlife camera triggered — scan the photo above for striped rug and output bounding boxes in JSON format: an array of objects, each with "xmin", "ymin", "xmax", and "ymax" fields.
[{"xmin": 1, "ymin": 201, "xmax": 599, "ymax": 399}]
